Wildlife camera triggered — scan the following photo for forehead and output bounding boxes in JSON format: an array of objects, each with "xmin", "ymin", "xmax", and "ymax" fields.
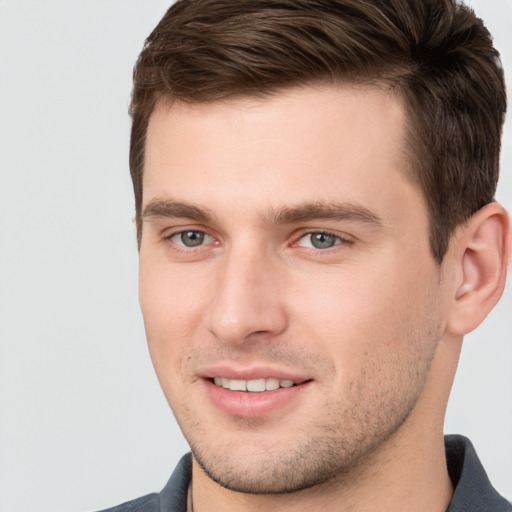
[
  {"xmin": 146, "ymin": 85, "xmax": 406, "ymax": 162},
  {"xmin": 143, "ymin": 85, "xmax": 421, "ymax": 225}
]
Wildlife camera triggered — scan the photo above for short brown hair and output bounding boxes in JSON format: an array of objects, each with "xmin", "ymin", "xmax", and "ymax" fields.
[{"xmin": 130, "ymin": 0, "xmax": 506, "ymax": 263}]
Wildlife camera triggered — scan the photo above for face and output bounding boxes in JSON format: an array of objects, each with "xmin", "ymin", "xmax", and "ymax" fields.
[{"xmin": 139, "ymin": 86, "xmax": 448, "ymax": 493}]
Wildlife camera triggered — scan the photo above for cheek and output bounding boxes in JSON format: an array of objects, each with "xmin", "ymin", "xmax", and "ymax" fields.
[
  {"xmin": 290, "ymin": 259, "xmax": 439, "ymax": 367},
  {"xmin": 139, "ymin": 254, "xmax": 208, "ymax": 328},
  {"xmin": 138, "ymin": 259, "xmax": 208, "ymax": 379}
]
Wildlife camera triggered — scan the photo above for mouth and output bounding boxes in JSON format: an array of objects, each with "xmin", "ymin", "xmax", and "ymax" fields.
[
  {"xmin": 211, "ymin": 377, "xmax": 298, "ymax": 392},
  {"xmin": 203, "ymin": 374, "xmax": 312, "ymax": 417}
]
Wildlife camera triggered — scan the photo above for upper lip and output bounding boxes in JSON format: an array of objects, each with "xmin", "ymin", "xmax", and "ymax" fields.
[{"xmin": 199, "ymin": 364, "xmax": 311, "ymax": 384}]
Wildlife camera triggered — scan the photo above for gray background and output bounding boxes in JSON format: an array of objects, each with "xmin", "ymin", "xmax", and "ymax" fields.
[{"xmin": 0, "ymin": 1, "xmax": 510, "ymax": 511}]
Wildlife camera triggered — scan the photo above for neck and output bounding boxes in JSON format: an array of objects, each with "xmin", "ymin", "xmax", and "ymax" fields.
[{"xmin": 190, "ymin": 425, "xmax": 453, "ymax": 512}]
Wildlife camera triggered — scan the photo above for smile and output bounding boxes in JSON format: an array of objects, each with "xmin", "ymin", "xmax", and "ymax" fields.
[
  {"xmin": 204, "ymin": 376, "xmax": 312, "ymax": 417},
  {"xmin": 212, "ymin": 377, "xmax": 296, "ymax": 392}
]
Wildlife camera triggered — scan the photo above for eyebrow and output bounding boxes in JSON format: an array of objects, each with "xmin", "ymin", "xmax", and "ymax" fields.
[
  {"xmin": 265, "ymin": 201, "xmax": 384, "ymax": 228},
  {"xmin": 142, "ymin": 199, "xmax": 214, "ymax": 223},
  {"xmin": 142, "ymin": 198, "xmax": 383, "ymax": 228}
]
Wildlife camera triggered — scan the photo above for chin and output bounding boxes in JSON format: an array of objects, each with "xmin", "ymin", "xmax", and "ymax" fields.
[
  {"xmin": 192, "ymin": 447, "xmax": 339, "ymax": 494},
  {"xmin": 187, "ymin": 426, "xmax": 385, "ymax": 495}
]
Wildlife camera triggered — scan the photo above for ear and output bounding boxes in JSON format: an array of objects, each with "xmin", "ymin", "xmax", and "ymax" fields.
[{"xmin": 447, "ymin": 202, "xmax": 511, "ymax": 336}]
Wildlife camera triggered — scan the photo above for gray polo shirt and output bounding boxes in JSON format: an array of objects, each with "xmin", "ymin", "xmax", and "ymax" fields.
[{"xmin": 101, "ymin": 435, "xmax": 511, "ymax": 511}]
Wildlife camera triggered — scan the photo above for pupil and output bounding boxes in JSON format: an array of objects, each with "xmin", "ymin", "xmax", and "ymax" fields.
[
  {"xmin": 311, "ymin": 233, "xmax": 335, "ymax": 249},
  {"xmin": 181, "ymin": 231, "xmax": 204, "ymax": 247}
]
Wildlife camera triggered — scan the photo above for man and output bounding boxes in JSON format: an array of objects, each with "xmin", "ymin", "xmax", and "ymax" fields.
[{"xmin": 104, "ymin": 0, "xmax": 511, "ymax": 510}]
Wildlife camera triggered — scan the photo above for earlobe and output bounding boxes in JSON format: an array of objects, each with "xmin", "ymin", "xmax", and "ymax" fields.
[{"xmin": 447, "ymin": 202, "xmax": 511, "ymax": 336}]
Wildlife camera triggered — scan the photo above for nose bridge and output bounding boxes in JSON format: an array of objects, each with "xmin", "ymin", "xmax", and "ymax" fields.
[{"xmin": 207, "ymin": 241, "xmax": 287, "ymax": 344}]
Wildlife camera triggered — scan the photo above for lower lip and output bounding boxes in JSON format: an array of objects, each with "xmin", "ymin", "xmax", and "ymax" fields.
[{"xmin": 202, "ymin": 379, "xmax": 311, "ymax": 418}]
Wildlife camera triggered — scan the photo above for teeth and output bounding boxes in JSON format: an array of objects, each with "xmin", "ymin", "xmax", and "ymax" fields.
[
  {"xmin": 213, "ymin": 377, "xmax": 297, "ymax": 392},
  {"xmin": 229, "ymin": 379, "xmax": 246, "ymax": 391},
  {"xmin": 265, "ymin": 378, "xmax": 280, "ymax": 391},
  {"xmin": 247, "ymin": 378, "xmax": 266, "ymax": 392}
]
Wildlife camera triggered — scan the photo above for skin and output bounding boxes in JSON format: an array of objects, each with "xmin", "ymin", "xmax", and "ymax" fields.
[{"xmin": 138, "ymin": 85, "xmax": 491, "ymax": 511}]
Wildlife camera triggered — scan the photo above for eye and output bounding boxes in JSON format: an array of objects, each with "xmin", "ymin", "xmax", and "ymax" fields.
[
  {"xmin": 170, "ymin": 230, "xmax": 212, "ymax": 247},
  {"xmin": 297, "ymin": 232, "xmax": 346, "ymax": 250}
]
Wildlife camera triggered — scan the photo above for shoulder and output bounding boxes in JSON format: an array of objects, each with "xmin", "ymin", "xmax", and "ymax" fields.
[
  {"xmin": 96, "ymin": 454, "xmax": 192, "ymax": 512},
  {"xmin": 97, "ymin": 493, "xmax": 159, "ymax": 512}
]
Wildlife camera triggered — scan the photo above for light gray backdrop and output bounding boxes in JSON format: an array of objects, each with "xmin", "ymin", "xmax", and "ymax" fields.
[{"xmin": 0, "ymin": 1, "xmax": 510, "ymax": 511}]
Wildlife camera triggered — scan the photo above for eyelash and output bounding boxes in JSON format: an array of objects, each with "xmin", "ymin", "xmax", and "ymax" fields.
[
  {"xmin": 293, "ymin": 231, "xmax": 353, "ymax": 251},
  {"xmin": 165, "ymin": 228, "xmax": 353, "ymax": 253},
  {"xmin": 166, "ymin": 229, "xmax": 216, "ymax": 250}
]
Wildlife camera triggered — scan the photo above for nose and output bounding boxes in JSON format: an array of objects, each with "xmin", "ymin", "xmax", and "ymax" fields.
[{"xmin": 206, "ymin": 247, "xmax": 288, "ymax": 345}]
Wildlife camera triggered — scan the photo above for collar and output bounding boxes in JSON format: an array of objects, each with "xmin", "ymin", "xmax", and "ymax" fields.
[{"xmin": 445, "ymin": 434, "xmax": 511, "ymax": 511}]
